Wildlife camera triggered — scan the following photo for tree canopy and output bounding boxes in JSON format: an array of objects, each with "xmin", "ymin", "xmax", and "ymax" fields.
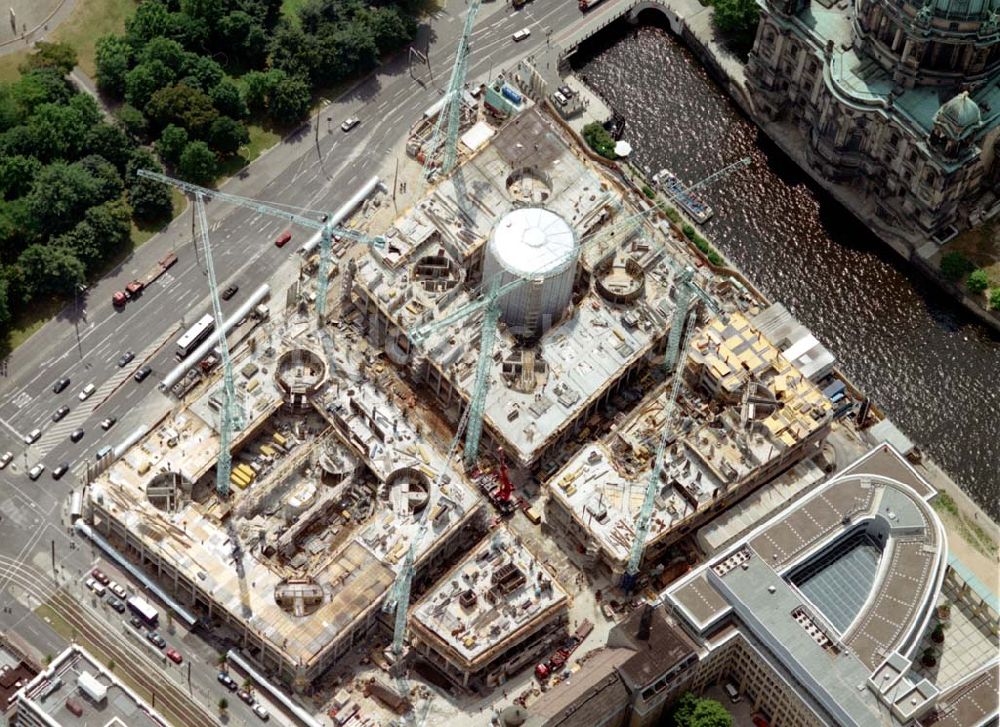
[{"xmin": 671, "ymin": 692, "xmax": 734, "ymax": 727}]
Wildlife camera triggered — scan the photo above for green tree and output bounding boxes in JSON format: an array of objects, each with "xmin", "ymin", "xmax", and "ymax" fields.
[
  {"xmin": 582, "ymin": 122, "xmax": 617, "ymax": 160},
  {"xmin": 74, "ymin": 154, "xmax": 124, "ymax": 203},
  {"xmin": 242, "ymin": 70, "xmax": 273, "ymax": 114},
  {"xmin": 145, "ymin": 83, "xmax": 218, "ymax": 136},
  {"xmin": 0, "ymin": 272, "xmax": 11, "ymax": 332},
  {"xmin": 11, "ymin": 69, "xmax": 73, "ymax": 115},
  {"xmin": 125, "ymin": 60, "xmax": 176, "ymax": 111},
  {"xmin": 156, "ymin": 123, "xmax": 190, "ymax": 163},
  {"xmin": 116, "ymin": 104, "xmax": 149, "ymax": 142},
  {"xmin": 0, "ymin": 85, "xmax": 22, "ymax": 132},
  {"xmin": 218, "ymin": 696, "xmax": 229, "ymax": 713},
  {"xmin": 266, "ymin": 73, "xmax": 311, "ymax": 125},
  {"xmin": 84, "ymin": 123, "xmax": 134, "ymax": 173},
  {"xmin": 366, "ymin": 7, "xmax": 417, "ymax": 54},
  {"xmin": 671, "ymin": 692, "xmax": 698, "ymax": 727},
  {"xmin": 210, "ymin": 79, "xmax": 248, "ymax": 120},
  {"xmin": 19, "ymin": 42, "xmax": 78, "ymax": 76},
  {"xmin": 218, "ymin": 11, "xmax": 267, "ymax": 65},
  {"xmin": 125, "ymin": 1, "xmax": 174, "ymax": 47},
  {"xmin": 0, "ymin": 155, "xmax": 42, "ymax": 199},
  {"xmin": 138, "ymin": 37, "xmax": 187, "ymax": 73},
  {"xmin": 689, "ymin": 700, "xmax": 732, "ymax": 727},
  {"xmin": 95, "ymin": 35, "xmax": 133, "ymax": 97},
  {"xmin": 712, "ymin": 0, "xmax": 760, "ymax": 54},
  {"xmin": 181, "ymin": 0, "xmax": 225, "ymax": 26},
  {"xmin": 126, "ymin": 148, "xmax": 173, "ymax": 222},
  {"xmin": 989, "ymin": 287, "xmax": 1000, "ymax": 311},
  {"xmin": 81, "ymin": 198, "xmax": 132, "ymax": 263},
  {"xmin": 208, "ymin": 115, "xmax": 249, "ymax": 156},
  {"xmin": 940, "ymin": 251, "xmax": 973, "ymax": 281},
  {"xmin": 16, "ymin": 243, "xmax": 86, "ymax": 300},
  {"xmin": 178, "ymin": 53, "xmax": 224, "ymax": 91},
  {"xmin": 178, "ymin": 140, "xmax": 217, "ymax": 184},
  {"xmin": 25, "ymin": 161, "xmax": 103, "ymax": 237},
  {"xmin": 25, "ymin": 102, "xmax": 92, "ymax": 162},
  {"xmin": 968, "ymin": 269, "xmax": 989, "ymax": 294}
]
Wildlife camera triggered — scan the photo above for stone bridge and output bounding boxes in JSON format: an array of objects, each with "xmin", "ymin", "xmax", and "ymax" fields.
[{"xmin": 553, "ymin": 0, "xmax": 693, "ymax": 61}]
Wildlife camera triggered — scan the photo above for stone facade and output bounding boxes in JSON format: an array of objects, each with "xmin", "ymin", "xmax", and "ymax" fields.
[{"xmin": 745, "ymin": 0, "xmax": 1000, "ymax": 242}]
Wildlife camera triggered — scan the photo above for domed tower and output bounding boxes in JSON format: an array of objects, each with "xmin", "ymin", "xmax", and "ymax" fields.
[
  {"xmin": 854, "ymin": 0, "xmax": 1000, "ymax": 89},
  {"xmin": 929, "ymin": 90, "xmax": 984, "ymax": 158},
  {"xmin": 483, "ymin": 208, "xmax": 578, "ymax": 340}
]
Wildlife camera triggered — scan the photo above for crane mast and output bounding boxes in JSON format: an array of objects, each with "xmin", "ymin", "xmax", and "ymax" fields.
[
  {"xmin": 423, "ymin": 0, "xmax": 482, "ymax": 177},
  {"xmin": 194, "ymin": 195, "xmax": 243, "ymax": 496},
  {"xmin": 621, "ymin": 309, "xmax": 699, "ymax": 592}
]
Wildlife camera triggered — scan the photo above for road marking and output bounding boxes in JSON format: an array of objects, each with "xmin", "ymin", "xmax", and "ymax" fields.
[{"xmin": 0, "ymin": 416, "xmax": 25, "ymax": 442}]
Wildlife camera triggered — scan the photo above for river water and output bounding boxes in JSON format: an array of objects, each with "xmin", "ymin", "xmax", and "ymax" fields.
[{"xmin": 574, "ymin": 22, "xmax": 1000, "ymax": 518}]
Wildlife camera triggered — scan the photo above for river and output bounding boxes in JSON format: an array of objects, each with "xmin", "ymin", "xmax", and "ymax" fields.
[{"xmin": 573, "ymin": 21, "xmax": 1000, "ymax": 518}]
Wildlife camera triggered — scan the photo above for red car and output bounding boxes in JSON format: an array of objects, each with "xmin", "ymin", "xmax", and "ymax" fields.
[
  {"xmin": 275, "ymin": 231, "xmax": 292, "ymax": 248},
  {"xmin": 91, "ymin": 568, "xmax": 110, "ymax": 586},
  {"xmin": 166, "ymin": 648, "xmax": 183, "ymax": 664}
]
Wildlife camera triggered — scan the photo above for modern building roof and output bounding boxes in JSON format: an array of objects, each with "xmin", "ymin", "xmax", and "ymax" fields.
[
  {"xmin": 15, "ymin": 646, "xmax": 171, "ymax": 727},
  {"xmin": 666, "ymin": 445, "xmax": 952, "ymax": 727}
]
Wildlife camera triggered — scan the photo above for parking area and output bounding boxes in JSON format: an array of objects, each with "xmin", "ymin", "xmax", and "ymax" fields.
[{"xmin": 703, "ymin": 683, "xmax": 759, "ymax": 727}]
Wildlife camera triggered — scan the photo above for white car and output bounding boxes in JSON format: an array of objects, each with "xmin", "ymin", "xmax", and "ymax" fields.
[
  {"xmin": 512, "ymin": 28, "xmax": 531, "ymax": 42},
  {"xmin": 78, "ymin": 383, "xmax": 96, "ymax": 401},
  {"xmin": 23, "ymin": 428, "xmax": 41, "ymax": 445},
  {"xmin": 340, "ymin": 117, "xmax": 360, "ymax": 132},
  {"xmin": 85, "ymin": 578, "xmax": 106, "ymax": 597},
  {"xmin": 109, "ymin": 581, "xmax": 127, "ymax": 599},
  {"xmin": 28, "ymin": 463, "xmax": 45, "ymax": 480},
  {"xmin": 0, "ymin": 451, "xmax": 13, "ymax": 469},
  {"xmin": 252, "ymin": 704, "xmax": 269, "ymax": 721}
]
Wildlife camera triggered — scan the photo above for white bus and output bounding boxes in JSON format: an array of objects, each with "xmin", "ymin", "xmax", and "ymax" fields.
[
  {"xmin": 126, "ymin": 595, "xmax": 159, "ymax": 628},
  {"xmin": 175, "ymin": 314, "xmax": 214, "ymax": 359}
]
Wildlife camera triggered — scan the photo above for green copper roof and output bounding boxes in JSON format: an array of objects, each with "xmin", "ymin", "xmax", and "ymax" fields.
[
  {"xmin": 928, "ymin": 0, "xmax": 999, "ymax": 20},
  {"xmin": 933, "ymin": 91, "xmax": 983, "ymax": 139}
]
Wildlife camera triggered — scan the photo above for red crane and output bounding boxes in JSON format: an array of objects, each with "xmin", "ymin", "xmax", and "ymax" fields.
[{"xmin": 496, "ymin": 447, "xmax": 513, "ymax": 503}]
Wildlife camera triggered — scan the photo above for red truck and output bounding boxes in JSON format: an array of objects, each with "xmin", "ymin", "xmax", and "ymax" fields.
[{"xmin": 113, "ymin": 252, "xmax": 178, "ymax": 306}]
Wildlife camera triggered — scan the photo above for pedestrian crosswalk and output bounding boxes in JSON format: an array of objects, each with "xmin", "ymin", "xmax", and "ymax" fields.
[{"xmin": 31, "ymin": 324, "xmax": 180, "ymax": 458}]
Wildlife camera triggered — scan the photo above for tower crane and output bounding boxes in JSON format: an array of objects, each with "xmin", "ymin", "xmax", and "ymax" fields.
[
  {"xmin": 137, "ymin": 170, "xmax": 386, "ymax": 321},
  {"xmin": 422, "ymin": 0, "xmax": 482, "ymax": 178},
  {"xmin": 193, "ymin": 194, "xmax": 243, "ymax": 497},
  {"xmin": 620, "ymin": 308, "xmax": 699, "ymax": 593}
]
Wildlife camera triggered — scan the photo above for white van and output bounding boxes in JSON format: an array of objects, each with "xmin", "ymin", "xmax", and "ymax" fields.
[
  {"xmin": 724, "ymin": 682, "xmax": 741, "ymax": 703},
  {"xmin": 78, "ymin": 383, "xmax": 96, "ymax": 401}
]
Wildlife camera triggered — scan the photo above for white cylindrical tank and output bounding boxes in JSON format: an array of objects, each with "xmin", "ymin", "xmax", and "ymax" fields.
[{"xmin": 483, "ymin": 208, "xmax": 578, "ymax": 338}]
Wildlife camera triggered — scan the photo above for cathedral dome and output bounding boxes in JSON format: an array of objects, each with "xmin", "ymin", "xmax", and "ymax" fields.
[{"xmin": 932, "ymin": 91, "xmax": 983, "ymax": 140}]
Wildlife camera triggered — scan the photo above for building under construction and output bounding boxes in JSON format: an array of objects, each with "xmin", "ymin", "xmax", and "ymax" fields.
[
  {"xmin": 544, "ymin": 310, "xmax": 833, "ymax": 581},
  {"xmin": 84, "ymin": 326, "xmax": 486, "ymax": 689},
  {"xmin": 409, "ymin": 525, "xmax": 570, "ymax": 690},
  {"xmin": 351, "ymin": 106, "xmax": 718, "ymax": 472}
]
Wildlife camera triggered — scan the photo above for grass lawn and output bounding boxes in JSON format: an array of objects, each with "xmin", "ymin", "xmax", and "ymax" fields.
[{"xmin": 217, "ymin": 123, "xmax": 281, "ymax": 177}]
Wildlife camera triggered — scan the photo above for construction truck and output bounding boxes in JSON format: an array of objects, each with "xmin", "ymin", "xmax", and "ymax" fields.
[
  {"xmin": 578, "ymin": 0, "xmax": 604, "ymax": 9},
  {"xmin": 112, "ymin": 252, "xmax": 178, "ymax": 306},
  {"xmin": 480, "ymin": 448, "xmax": 518, "ymax": 515}
]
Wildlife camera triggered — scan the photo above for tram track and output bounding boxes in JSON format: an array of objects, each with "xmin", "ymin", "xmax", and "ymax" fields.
[{"xmin": 0, "ymin": 554, "xmax": 217, "ymax": 727}]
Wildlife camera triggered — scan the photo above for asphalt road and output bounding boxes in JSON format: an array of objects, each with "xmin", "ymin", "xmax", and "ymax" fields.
[{"xmin": 0, "ymin": 0, "xmax": 590, "ymax": 722}]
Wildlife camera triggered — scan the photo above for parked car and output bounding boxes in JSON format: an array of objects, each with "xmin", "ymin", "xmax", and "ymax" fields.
[
  {"xmin": 108, "ymin": 597, "xmax": 126, "ymax": 613},
  {"xmin": 146, "ymin": 632, "xmax": 166, "ymax": 649},
  {"xmin": 134, "ymin": 366, "xmax": 152, "ymax": 383},
  {"xmin": 28, "ymin": 463, "xmax": 45, "ymax": 480},
  {"xmin": 91, "ymin": 569, "xmax": 110, "ymax": 585},
  {"xmin": 274, "ymin": 231, "xmax": 292, "ymax": 248},
  {"xmin": 109, "ymin": 581, "xmax": 127, "ymax": 599},
  {"xmin": 166, "ymin": 648, "xmax": 183, "ymax": 664},
  {"xmin": 117, "ymin": 351, "xmax": 135, "ymax": 367},
  {"xmin": 558, "ymin": 85, "xmax": 574, "ymax": 98},
  {"xmin": 52, "ymin": 462, "xmax": 70, "ymax": 480},
  {"xmin": 86, "ymin": 579, "xmax": 106, "ymax": 597},
  {"xmin": 0, "ymin": 452, "xmax": 12, "ymax": 469},
  {"xmin": 221, "ymin": 284, "xmax": 239, "ymax": 300},
  {"xmin": 78, "ymin": 383, "xmax": 96, "ymax": 401},
  {"xmin": 100, "ymin": 417, "xmax": 117, "ymax": 430},
  {"xmin": 52, "ymin": 405, "xmax": 70, "ymax": 422},
  {"xmin": 340, "ymin": 117, "xmax": 360, "ymax": 132},
  {"xmin": 130, "ymin": 615, "xmax": 145, "ymax": 629},
  {"xmin": 69, "ymin": 428, "xmax": 85, "ymax": 443},
  {"xmin": 218, "ymin": 673, "xmax": 238, "ymax": 691},
  {"xmin": 252, "ymin": 704, "xmax": 270, "ymax": 721},
  {"xmin": 53, "ymin": 377, "xmax": 71, "ymax": 394},
  {"xmin": 237, "ymin": 689, "xmax": 255, "ymax": 706},
  {"xmin": 23, "ymin": 428, "xmax": 41, "ymax": 444},
  {"xmin": 512, "ymin": 28, "xmax": 531, "ymax": 41}
]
